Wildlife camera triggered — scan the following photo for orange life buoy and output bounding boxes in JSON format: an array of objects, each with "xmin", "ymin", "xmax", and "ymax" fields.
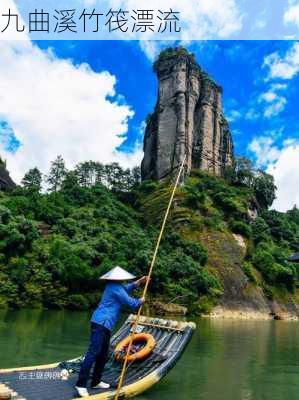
[{"xmin": 114, "ymin": 333, "xmax": 156, "ymax": 362}]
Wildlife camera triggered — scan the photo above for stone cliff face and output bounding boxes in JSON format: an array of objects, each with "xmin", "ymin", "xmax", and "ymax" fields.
[
  {"xmin": 0, "ymin": 159, "xmax": 16, "ymax": 191},
  {"xmin": 200, "ymin": 230, "xmax": 298, "ymax": 321},
  {"xmin": 141, "ymin": 48, "xmax": 234, "ymax": 181}
]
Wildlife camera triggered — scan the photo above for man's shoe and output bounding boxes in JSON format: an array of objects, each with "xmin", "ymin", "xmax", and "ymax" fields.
[
  {"xmin": 75, "ymin": 386, "xmax": 89, "ymax": 397},
  {"xmin": 91, "ymin": 381, "xmax": 110, "ymax": 389}
]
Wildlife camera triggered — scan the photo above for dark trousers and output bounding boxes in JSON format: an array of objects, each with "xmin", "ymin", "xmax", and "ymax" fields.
[{"xmin": 76, "ymin": 322, "xmax": 111, "ymax": 388}]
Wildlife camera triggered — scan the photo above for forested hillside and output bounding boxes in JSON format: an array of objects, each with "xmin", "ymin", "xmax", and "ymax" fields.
[{"xmin": 0, "ymin": 156, "xmax": 298, "ymax": 315}]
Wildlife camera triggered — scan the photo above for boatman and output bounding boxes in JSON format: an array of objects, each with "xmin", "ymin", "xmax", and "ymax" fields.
[{"xmin": 75, "ymin": 266, "xmax": 147, "ymax": 398}]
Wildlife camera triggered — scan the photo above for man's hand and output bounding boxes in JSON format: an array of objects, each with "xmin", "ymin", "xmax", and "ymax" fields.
[
  {"xmin": 140, "ymin": 297, "xmax": 146, "ymax": 305},
  {"xmin": 135, "ymin": 276, "xmax": 150, "ymax": 286}
]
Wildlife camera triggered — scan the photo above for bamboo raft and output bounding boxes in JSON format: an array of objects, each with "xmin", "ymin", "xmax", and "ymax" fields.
[{"xmin": 0, "ymin": 315, "xmax": 195, "ymax": 400}]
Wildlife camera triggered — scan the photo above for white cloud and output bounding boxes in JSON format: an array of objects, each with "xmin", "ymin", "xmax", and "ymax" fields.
[
  {"xmin": 258, "ymin": 83, "xmax": 287, "ymax": 118},
  {"xmin": 263, "ymin": 97, "xmax": 287, "ymax": 118},
  {"xmin": 260, "ymin": 91, "xmax": 278, "ymax": 102},
  {"xmin": 259, "ymin": 43, "xmax": 299, "ymax": 118},
  {"xmin": 263, "ymin": 42, "xmax": 299, "ymax": 80},
  {"xmin": 139, "ymin": 41, "xmax": 161, "ymax": 62},
  {"xmin": 0, "ymin": 1, "xmax": 143, "ymax": 184},
  {"xmin": 271, "ymin": 83, "xmax": 287, "ymax": 90},
  {"xmin": 284, "ymin": 3, "xmax": 299, "ymax": 26},
  {"xmin": 245, "ymin": 108, "xmax": 260, "ymax": 121},
  {"xmin": 138, "ymin": 41, "xmax": 172, "ymax": 62},
  {"xmin": 267, "ymin": 143, "xmax": 299, "ymax": 212},
  {"xmin": 249, "ymin": 135, "xmax": 299, "ymax": 212},
  {"xmin": 248, "ymin": 136, "xmax": 281, "ymax": 168},
  {"xmin": 184, "ymin": 0, "xmax": 243, "ymax": 38},
  {"xmin": 226, "ymin": 109, "xmax": 241, "ymax": 123},
  {"xmin": 106, "ymin": 0, "xmax": 242, "ymax": 60},
  {"xmin": 103, "ymin": 0, "xmax": 243, "ymax": 40},
  {"xmin": 252, "ymin": 8, "xmax": 268, "ymax": 31}
]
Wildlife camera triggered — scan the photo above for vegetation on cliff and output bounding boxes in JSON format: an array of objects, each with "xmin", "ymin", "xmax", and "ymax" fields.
[{"xmin": 0, "ymin": 156, "xmax": 298, "ymax": 313}]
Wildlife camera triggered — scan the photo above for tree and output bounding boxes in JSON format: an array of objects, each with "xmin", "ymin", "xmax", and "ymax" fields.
[
  {"xmin": 262, "ymin": 210, "xmax": 296, "ymax": 243},
  {"xmin": 251, "ymin": 217, "xmax": 270, "ymax": 244},
  {"xmin": 22, "ymin": 167, "xmax": 42, "ymax": 192},
  {"xmin": 131, "ymin": 166, "xmax": 141, "ymax": 187},
  {"xmin": 287, "ymin": 205, "xmax": 299, "ymax": 225},
  {"xmin": 253, "ymin": 171, "xmax": 276, "ymax": 209},
  {"xmin": 75, "ymin": 161, "xmax": 98, "ymax": 187},
  {"xmin": 104, "ymin": 163, "xmax": 124, "ymax": 191},
  {"xmin": 61, "ymin": 171, "xmax": 79, "ymax": 190},
  {"xmin": 47, "ymin": 156, "xmax": 67, "ymax": 192},
  {"xmin": 94, "ymin": 162, "xmax": 105, "ymax": 185},
  {"xmin": 234, "ymin": 156, "xmax": 255, "ymax": 186}
]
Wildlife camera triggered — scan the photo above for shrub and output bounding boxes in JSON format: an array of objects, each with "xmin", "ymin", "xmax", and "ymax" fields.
[
  {"xmin": 229, "ymin": 220, "xmax": 252, "ymax": 238},
  {"xmin": 251, "ymin": 217, "xmax": 270, "ymax": 244},
  {"xmin": 67, "ymin": 294, "xmax": 90, "ymax": 310},
  {"xmin": 0, "ymin": 296, "xmax": 8, "ymax": 309},
  {"xmin": 242, "ymin": 262, "xmax": 257, "ymax": 284},
  {"xmin": 251, "ymin": 242, "xmax": 296, "ymax": 288},
  {"xmin": 252, "ymin": 247, "xmax": 276, "ymax": 282},
  {"xmin": 0, "ymin": 206, "xmax": 12, "ymax": 224},
  {"xmin": 0, "ymin": 160, "xmax": 297, "ymax": 310}
]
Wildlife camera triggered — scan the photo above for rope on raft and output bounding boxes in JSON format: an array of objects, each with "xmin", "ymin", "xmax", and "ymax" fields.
[{"xmin": 114, "ymin": 155, "xmax": 187, "ymax": 400}]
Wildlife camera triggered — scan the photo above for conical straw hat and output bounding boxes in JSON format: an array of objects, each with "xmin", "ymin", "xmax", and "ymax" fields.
[{"xmin": 100, "ymin": 266, "xmax": 136, "ymax": 281}]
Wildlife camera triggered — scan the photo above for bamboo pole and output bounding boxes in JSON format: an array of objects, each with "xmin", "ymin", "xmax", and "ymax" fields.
[{"xmin": 114, "ymin": 155, "xmax": 186, "ymax": 400}]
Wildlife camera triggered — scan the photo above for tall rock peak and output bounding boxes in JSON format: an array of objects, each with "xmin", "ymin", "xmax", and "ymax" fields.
[{"xmin": 141, "ymin": 47, "xmax": 234, "ymax": 181}]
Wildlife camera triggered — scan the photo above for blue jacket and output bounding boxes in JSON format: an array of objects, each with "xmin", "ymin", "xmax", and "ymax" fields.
[{"xmin": 91, "ymin": 282, "xmax": 142, "ymax": 331}]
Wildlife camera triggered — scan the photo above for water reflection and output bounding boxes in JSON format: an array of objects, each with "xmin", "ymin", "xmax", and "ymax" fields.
[{"xmin": 0, "ymin": 311, "xmax": 298, "ymax": 400}]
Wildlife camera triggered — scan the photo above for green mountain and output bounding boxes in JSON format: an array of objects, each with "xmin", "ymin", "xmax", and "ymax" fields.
[{"xmin": 0, "ymin": 158, "xmax": 298, "ymax": 318}]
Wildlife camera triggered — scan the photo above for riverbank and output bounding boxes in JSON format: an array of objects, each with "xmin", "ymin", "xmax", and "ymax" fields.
[
  {"xmin": 150, "ymin": 297, "xmax": 298, "ymax": 321},
  {"xmin": 206, "ymin": 306, "xmax": 298, "ymax": 321},
  {"xmin": 153, "ymin": 303, "xmax": 298, "ymax": 321}
]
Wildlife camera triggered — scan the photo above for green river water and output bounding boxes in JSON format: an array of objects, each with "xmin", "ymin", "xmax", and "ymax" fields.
[{"xmin": 0, "ymin": 310, "xmax": 298, "ymax": 400}]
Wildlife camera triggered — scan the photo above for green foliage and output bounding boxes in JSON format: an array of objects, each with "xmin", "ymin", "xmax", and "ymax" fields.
[
  {"xmin": 231, "ymin": 156, "xmax": 255, "ymax": 187},
  {"xmin": 287, "ymin": 205, "xmax": 299, "ymax": 226},
  {"xmin": 67, "ymin": 294, "xmax": 90, "ymax": 310},
  {"xmin": 242, "ymin": 262, "xmax": 257, "ymax": 284},
  {"xmin": 194, "ymin": 296, "xmax": 217, "ymax": 315},
  {"xmin": 0, "ymin": 155, "xmax": 298, "ymax": 312},
  {"xmin": 153, "ymin": 47, "xmax": 197, "ymax": 73},
  {"xmin": 252, "ymin": 242, "xmax": 296, "ymax": 289},
  {"xmin": 0, "ymin": 205, "xmax": 12, "ymax": 224},
  {"xmin": 74, "ymin": 161, "xmax": 140, "ymax": 192},
  {"xmin": 225, "ymin": 156, "xmax": 276, "ymax": 210},
  {"xmin": 261, "ymin": 209, "xmax": 298, "ymax": 246},
  {"xmin": 47, "ymin": 155, "xmax": 67, "ymax": 192},
  {"xmin": 0, "ymin": 160, "xmax": 222, "ymax": 311},
  {"xmin": 229, "ymin": 220, "xmax": 252, "ymax": 238},
  {"xmin": 0, "ymin": 210, "xmax": 39, "ymax": 258},
  {"xmin": 251, "ymin": 217, "xmax": 270, "ymax": 244},
  {"xmin": 253, "ymin": 172, "xmax": 276, "ymax": 209},
  {"xmin": 185, "ymin": 170, "xmax": 250, "ymax": 220},
  {"xmin": 22, "ymin": 167, "xmax": 42, "ymax": 192}
]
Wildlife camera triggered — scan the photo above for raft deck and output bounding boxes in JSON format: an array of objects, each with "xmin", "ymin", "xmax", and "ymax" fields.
[{"xmin": 0, "ymin": 315, "xmax": 195, "ymax": 400}]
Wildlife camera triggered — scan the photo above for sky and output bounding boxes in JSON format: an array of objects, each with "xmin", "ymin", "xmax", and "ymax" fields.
[
  {"xmin": 0, "ymin": 2, "xmax": 299, "ymax": 212},
  {"xmin": 5, "ymin": 0, "xmax": 299, "ymax": 40}
]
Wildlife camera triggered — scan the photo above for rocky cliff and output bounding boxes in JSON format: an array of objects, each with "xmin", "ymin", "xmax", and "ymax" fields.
[
  {"xmin": 141, "ymin": 47, "xmax": 234, "ymax": 181},
  {"xmin": 0, "ymin": 158, "xmax": 16, "ymax": 191}
]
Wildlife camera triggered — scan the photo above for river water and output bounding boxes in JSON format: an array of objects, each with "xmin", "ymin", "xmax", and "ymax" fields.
[{"xmin": 0, "ymin": 310, "xmax": 298, "ymax": 400}]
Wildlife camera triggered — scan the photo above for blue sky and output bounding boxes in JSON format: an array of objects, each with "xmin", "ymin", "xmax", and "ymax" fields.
[
  {"xmin": 35, "ymin": 40, "xmax": 299, "ymax": 161},
  {"xmin": 0, "ymin": 39, "xmax": 298, "ymax": 211}
]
